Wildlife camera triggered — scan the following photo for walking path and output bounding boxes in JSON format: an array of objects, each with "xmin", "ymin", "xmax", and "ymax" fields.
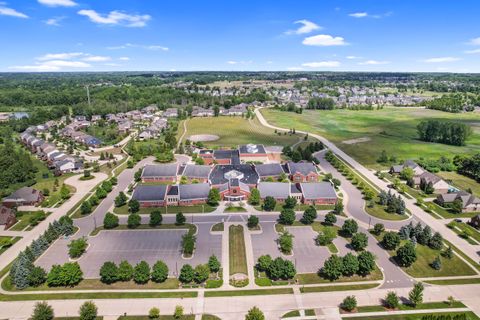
[{"xmin": 254, "ymin": 107, "xmax": 480, "ymax": 263}]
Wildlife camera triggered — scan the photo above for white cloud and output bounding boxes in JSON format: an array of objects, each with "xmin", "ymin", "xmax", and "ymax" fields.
[
  {"xmin": 106, "ymin": 43, "xmax": 168, "ymax": 51},
  {"xmin": 0, "ymin": 3, "xmax": 28, "ymax": 18},
  {"xmin": 10, "ymin": 59, "xmax": 91, "ymax": 72},
  {"xmin": 302, "ymin": 34, "xmax": 347, "ymax": 46},
  {"xmin": 423, "ymin": 57, "xmax": 460, "ymax": 63},
  {"xmin": 349, "ymin": 12, "xmax": 368, "ymax": 18},
  {"xmin": 78, "ymin": 9, "xmax": 151, "ymax": 27},
  {"xmin": 82, "ymin": 55, "xmax": 111, "ymax": 62},
  {"xmin": 38, "ymin": 0, "xmax": 77, "ymax": 7},
  {"xmin": 467, "ymin": 37, "xmax": 480, "ymax": 46},
  {"xmin": 119, "ymin": 57, "xmax": 130, "ymax": 61},
  {"xmin": 465, "ymin": 48, "xmax": 480, "ymax": 54},
  {"xmin": 37, "ymin": 52, "xmax": 84, "ymax": 61},
  {"xmin": 358, "ymin": 60, "xmax": 390, "ymax": 65},
  {"xmin": 285, "ymin": 19, "xmax": 321, "ymax": 35},
  {"xmin": 301, "ymin": 61, "xmax": 340, "ymax": 68},
  {"xmin": 227, "ymin": 61, "xmax": 237, "ymax": 65},
  {"xmin": 346, "ymin": 55, "xmax": 361, "ymax": 59},
  {"xmin": 227, "ymin": 60, "xmax": 252, "ymax": 65},
  {"xmin": 44, "ymin": 16, "xmax": 65, "ymax": 26}
]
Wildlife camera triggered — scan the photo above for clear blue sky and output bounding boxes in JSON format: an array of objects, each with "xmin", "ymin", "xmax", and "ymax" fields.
[{"xmin": 1, "ymin": 0, "xmax": 479, "ymax": 72}]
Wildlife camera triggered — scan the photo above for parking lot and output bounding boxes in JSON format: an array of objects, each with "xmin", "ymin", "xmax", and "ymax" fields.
[
  {"xmin": 286, "ymin": 226, "xmax": 331, "ymax": 273},
  {"xmin": 36, "ymin": 224, "xmax": 223, "ymax": 279}
]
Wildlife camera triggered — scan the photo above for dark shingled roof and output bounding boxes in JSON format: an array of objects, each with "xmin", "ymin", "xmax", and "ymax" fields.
[
  {"xmin": 142, "ymin": 164, "xmax": 178, "ymax": 177},
  {"xmin": 179, "ymin": 183, "xmax": 210, "ymax": 200},
  {"xmin": 286, "ymin": 161, "xmax": 317, "ymax": 176},
  {"xmin": 3, "ymin": 187, "xmax": 42, "ymax": 203},
  {"xmin": 132, "ymin": 185, "xmax": 168, "ymax": 201},
  {"xmin": 182, "ymin": 165, "xmax": 211, "ymax": 179},
  {"xmin": 167, "ymin": 185, "xmax": 179, "ymax": 196},
  {"xmin": 300, "ymin": 182, "xmax": 337, "ymax": 200},
  {"xmin": 209, "ymin": 164, "xmax": 259, "ymax": 185},
  {"xmin": 255, "ymin": 163, "xmax": 285, "ymax": 177}
]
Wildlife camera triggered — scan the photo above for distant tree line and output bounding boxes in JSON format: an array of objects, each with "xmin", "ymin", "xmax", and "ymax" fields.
[
  {"xmin": 306, "ymin": 97, "xmax": 336, "ymax": 110},
  {"xmin": 454, "ymin": 153, "xmax": 480, "ymax": 182},
  {"xmin": 417, "ymin": 120, "xmax": 472, "ymax": 146}
]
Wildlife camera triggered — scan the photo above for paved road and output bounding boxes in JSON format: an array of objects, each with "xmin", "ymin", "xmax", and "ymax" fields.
[
  {"xmin": 0, "ymin": 172, "xmax": 108, "ymax": 272},
  {"xmin": 255, "ymin": 107, "xmax": 480, "ymax": 262}
]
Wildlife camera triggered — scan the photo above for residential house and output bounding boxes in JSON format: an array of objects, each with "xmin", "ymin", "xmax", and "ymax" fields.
[
  {"xmin": 471, "ymin": 215, "xmax": 480, "ymax": 229},
  {"xmin": 390, "ymin": 160, "xmax": 425, "ymax": 176},
  {"xmin": 0, "ymin": 206, "xmax": 16, "ymax": 230},
  {"xmin": 436, "ymin": 191, "xmax": 480, "ymax": 212},
  {"xmin": 164, "ymin": 108, "xmax": 178, "ymax": 118},
  {"xmin": 3, "ymin": 187, "xmax": 44, "ymax": 207},
  {"xmin": 413, "ymin": 172, "xmax": 449, "ymax": 194},
  {"xmin": 191, "ymin": 107, "xmax": 214, "ymax": 117}
]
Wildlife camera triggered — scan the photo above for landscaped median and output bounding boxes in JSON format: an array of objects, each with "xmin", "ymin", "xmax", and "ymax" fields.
[{"xmin": 229, "ymin": 225, "xmax": 249, "ymax": 287}]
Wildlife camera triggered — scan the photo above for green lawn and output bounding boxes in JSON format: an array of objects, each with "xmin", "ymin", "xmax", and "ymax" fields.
[
  {"xmin": 211, "ymin": 223, "xmax": 224, "ymax": 232},
  {"xmin": 300, "ymin": 283, "xmax": 379, "ymax": 293},
  {"xmin": 178, "ymin": 116, "xmax": 301, "ymax": 148},
  {"xmin": 373, "ymin": 232, "xmax": 476, "ymax": 277},
  {"xmin": 344, "ymin": 312, "xmax": 480, "ymax": 320},
  {"xmin": 0, "ymin": 291, "xmax": 196, "ymax": 301},
  {"xmin": 85, "ymin": 123, "xmax": 127, "ymax": 146},
  {"xmin": 9, "ymin": 211, "xmax": 48, "ymax": 231},
  {"xmin": 447, "ymin": 221, "xmax": 480, "ymax": 244},
  {"xmin": 224, "ymin": 206, "xmax": 247, "ymax": 213},
  {"xmin": 355, "ymin": 301, "xmax": 466, "ymax": 313},
  {"xmin": 438, "ymin": 171, "xmax": 480, "ymax": 197},
  {"xmin": 425, "ymin": 277, "xmax": 480, "ymax": 285},
  {"xmin": 261, "ymin": 107, "xmax": 480, "ymax": 170},
  {"xmin": 295, "ymin": 266, "xmax": 383, "ymax": 285},
  {"xmin": 0, "ymin": 237, "xmax": 20, "ymax": 256},
  {"xmin": 204, "ymin": 288, "xmax": 293, "ymax": 297},
  {"xmin": 229, "ymin": 225, "xmax": 248, "ymax": 276},
  {"xmin": 113, "ymin": 204, "xmax": 215, "ymax": 215}
]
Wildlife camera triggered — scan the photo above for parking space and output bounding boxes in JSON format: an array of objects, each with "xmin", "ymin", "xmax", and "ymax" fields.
[
  {"xmin": 184, "ymin": 223, "xmax": 222, "ymax": 269},
  {"xmin": 286, "ymin": 226, "xmax": 331, "ymax": 274},
  {"xmin": 251, "ymin": 222, "xmax": 284, "ymax": 261}
]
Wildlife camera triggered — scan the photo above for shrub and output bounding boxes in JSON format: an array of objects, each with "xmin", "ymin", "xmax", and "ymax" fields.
[
  {"xmin": 316, "ymin": 228, "xmax": 337, "ymax": 246},
  {"xmin": 257, "ymin": 255, "xmax": 273, "ymax": 272},
  {"xmin": 267, "ymin": 257, "xmax": 296, "ymax": 280},
  {"xmin": 341, "ymin": 219, "xmax": 358, "ymax": 237},
  {"xmin": 357, "ymin": 251, "xmax": 376, "ymax": 276},
  {"xmin": 431, "ymin": 256, "xmax": 442, "ymax": 270},
  {"xmin": 151, "ymin": 261, "xmax": 169, "ymax": 283},
  {"xmin": 194, "ymin": 264, "xmax": 210, "ymax": 283},
  {"xmin": 245, "ymin": 306, "xmax": 265, "ymax": 320},
  {"xmin": 99, "ymin": 261, "xmax": 118, "ymax": 284},
  {"xmin": 149, "ymin": 210, "xmax": 162, "ymax": 226},
  {"xmin": 149, "ymin": 307, "xmax": 160, "ymax": 319},
  {"xmin": 278, "ymin": 208, "xmax": 295, "ymax": 225},
  {"xmin": 373, "ymin": 223, "xmax": 385, "ymax": 235},
  {"xmin": 324, "ymin": 212, "xmax": 337, "ymax": 225},
  {"xmin": 384, "ymin": 291, "xmax": 399, "ymax": 309},
  {"xmin": 182, "ymin": 233, "xmax": 196, "ymax": 255},
  {"xmin": 176, "ymin": 212, "xmax": 186, "ymax": 225},
  {"xmin": 31, "ymin": 301, "xmax": 54, "ymax": 320},
  {"xmin": 179, "ymin": 264, "xmax": 194, "ymax": 283},
  {"xmin": 127, "ymin": 213, "xmax": 141, "ymax": 228},
  {"xmin": 128, "ymin": 199, "xmax": 140, "ymax": 213},
  {"xmin": 408, "ymin": 282, "xmax": 424, "ymax": 307},
  {"xmin": 321, "ymin": 255, "xmax": 344, "ymax": 280},
  {"xmin": 351, "ymin": 232, "xmax": 368, "ymax": 251},
  {"xmin": 278, "ymin": 231, "xmax": 294, "ymax": 254},
  {"xmin": 342, "ymin": 253, "xmax": 359, "ymax": 276},
  {"xmin": 382, "ymin": 231, "xmax": 401, "ymax": 250},
  {"xmin": 68, "ymin": 237, "xmax": 88, "ymax": 258},
  {"xmin": 79, "ymin": 301, "xmax": 97, "ymax": 320},
  {"xmin": 103, "ymin": 212, "xmax": 119, "ymax": 229},
  {"xmin": 396, "ymin": 241, "xmax": 417, "ymax": 267},
  {"xmin": 173, "ymin": 305, "xmax": 183, "ymax": 319},
  {"xmin": 208, "ymin": 255, "xmax": 221, "ymax": 273},
  {"xmin": 28, "ymin": 266, "xmax": 47, "ymax": 287},
  {"xmin": 262, "ymin": 196, "xmax": 276, "ymax": 211},
  {"xmin": 341, "ymin": 296, "xmax": 357, "ymax": 312},
  {"xmin": 133, "ymin": 261, "xmax": 150, "ymax": 284},
  {"xmin": 118, "ymin": 260, "xmax": 134, "ymax": 281},
  {"xmin": 247, "ymin": 215, "xmax": 259, "ymax": 229}
]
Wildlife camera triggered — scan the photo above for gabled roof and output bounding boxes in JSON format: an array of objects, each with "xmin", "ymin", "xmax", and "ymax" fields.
[
  {"xmin": 418, "ymin": 171, "xmax": 443, "ymax": 185},
  {"xmin": 3, "ymin": 187, "xmax": 42, "ymax": 203},
  {"xmin": 286, "ymin": 161, "xmax": 317, "ymax": 176},
  {"xmin": 132, "ymin": 185, "xmax": 168, "ymax": 201},
  {"xmin": 255, "ymin": 163, "xmax": 285, "ymax": 177},
  {"xmin": 182, "ymin": 165, "xmax": 211, "ymax": 179},
  {"xmin": 300, "ymin": 182, "xmax": 337, "ymax": 200},
  {"xmin": 142, "ymin": 164, "xmax": 178, "ymax": 177},
  {"xmin": 179, "ymin": 183, "xmax": 210, "ymax": 200},
  {"xmin": 258, "ymin": 182, "xmax": 291, "ymax": 199}
]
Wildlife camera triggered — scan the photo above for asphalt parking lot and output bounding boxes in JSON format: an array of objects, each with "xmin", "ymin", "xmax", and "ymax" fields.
[
  {"xmin": 36, "ymin": 224, "xmax": 222, "ymax": 279},
  {"xmin": 251, "ymin": 222, "xmax": 284, "ymax": 261}
]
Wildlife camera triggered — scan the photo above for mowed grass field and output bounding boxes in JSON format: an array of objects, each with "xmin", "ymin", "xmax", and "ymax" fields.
[
  {"xmin": 178, "ymin": 116, "xmax": 300, "ymax": 148},
  {"xmin": 261, "ymin": 107, "xmax": 480, "ymax": 169}
]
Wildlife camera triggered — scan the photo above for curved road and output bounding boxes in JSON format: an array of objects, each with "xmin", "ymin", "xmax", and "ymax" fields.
[{"xmin": 254, "ymin": 107, "xmax": 480, "ymax": 262}]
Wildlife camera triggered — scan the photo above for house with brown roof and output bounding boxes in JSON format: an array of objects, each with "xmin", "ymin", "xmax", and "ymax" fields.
[
  {"xmin": 3, "ymin": 187, "xmax": 44, "ymax": 208},
  {"xmin": 0, "ymin": 206, "xmax": 16, "ymax": 230}
]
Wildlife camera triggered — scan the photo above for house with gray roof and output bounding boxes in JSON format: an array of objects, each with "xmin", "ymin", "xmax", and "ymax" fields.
[
  {"xmin": 209, "ymin": 164, "xmax": 259, "ymax": 186},
  {"xmin": 413, "ymin": 171, "xmax": 449, "ymax": 194},
  {"xmin": 258, "ymin": 182, "xmax": 291, "ymax": 201},
  {"xmin": 437, "ymin": 191, "xmax": 480, "ymax": 212},
  {"xmin": 141, "ymin": 164, "xmax": 179, "ymax": 183},
  {"xmin": 0, "ymin": 206, "xmax": 16, "ymax": 230},
  {"xmin": 3, "ymin": 187, "xmax": 44, "ymax": 207},
  {"xmin": 178, "ymin": 183, "xmax": 210, "ymax": 205}
]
